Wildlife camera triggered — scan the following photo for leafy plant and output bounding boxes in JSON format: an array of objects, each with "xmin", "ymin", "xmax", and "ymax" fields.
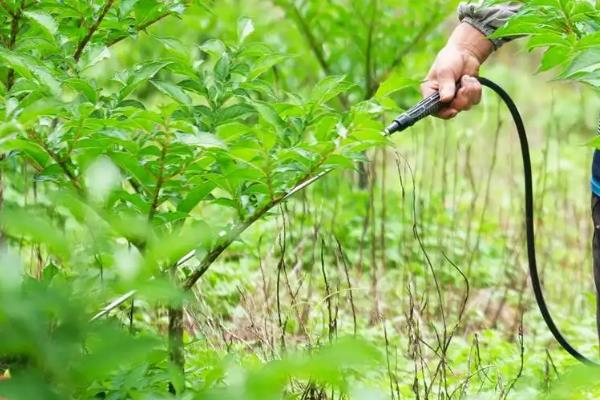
[
  {"xmin": 0, "ymin": 0, "xmax": 393, "ymax": 395},
  {"xmin": 491, "ymin": 0, "xmax": 600, "ymax": 84}
]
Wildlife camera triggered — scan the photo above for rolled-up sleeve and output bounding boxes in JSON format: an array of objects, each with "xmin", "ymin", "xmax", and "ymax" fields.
[{"xmin": 458, "ymin": 2, "xmax": 522, "ymax": 49}]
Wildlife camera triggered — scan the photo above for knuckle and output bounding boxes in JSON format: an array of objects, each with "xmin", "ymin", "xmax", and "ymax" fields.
[
  {"xmin": 438, "ymin": 67, "xmax": 453, "ymax": 78},
  {"xmin": 453, "ymin": 99, "xmax": 468, "ymax": 111}
]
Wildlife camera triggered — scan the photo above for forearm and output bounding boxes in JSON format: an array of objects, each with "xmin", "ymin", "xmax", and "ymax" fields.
[
  {"xmin": 445, "ymin": 2, "xmax": 523, "ymax": 67},
  {"xmin": 421, "ymin": 2, "xmax": 521, "ymax": 116},
  {"xmin": 447, "ymin": 22, "xmax": 494, "ymax": 65}
]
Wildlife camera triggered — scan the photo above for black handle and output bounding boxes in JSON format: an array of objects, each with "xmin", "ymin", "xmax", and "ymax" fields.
[{"xmin": 384, "ymin": 91, "xmax": 445, "ymax": 135}]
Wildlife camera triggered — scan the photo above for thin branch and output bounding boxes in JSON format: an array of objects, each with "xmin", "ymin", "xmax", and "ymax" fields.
[
  {"xmin": 371, "ymin": 10, "xmax": 441, "ymax": 96},
  {"xmin": 182, "ymin": 164, "xmax": 329, "ymax": 290},
  {"xmin": 334, "ymin": 236, "xmax": 357, "ymax": 336},
  {"xmin": 148, "ymin": 142, "xmax": 167, "ymax": 221},
  {"xmin": 501, "ymin": 323, "xmax": 525, "ymax": 399},
  {"xmin": 90, "ymin": 290, "xmax": 137, "ymax": 321},
  {"xmin": 0, "ymin": 0, "xmax": 14, "ymax": 17},
  {"xmin": 182, "ymin": 197, "xmax": 280, "ymax": 290},
  {"xmin": 288, "ymin": 2, "xmax": 330, "ymax": 75},
  {"xmin": 284, "ymin": 1, "xmax": 350, "ymax": 109},
  {"xmin": 5, "ymin": 3, "xmax": 22, "ymax": 90},
  {"xmin": 0, "ymin": 154, "xmax": 4, "ymax": 246},
  {"xmin": 27, "ymin": 130, "xmax": 82, "ymax": 193},
  {"xmin": 106, "ymin": 11, "xmax": 174, "ymax": 48},
  {"xmin": 73, "ymin": 0, "xmax": 116, "ymax": 61},
  {"xmin": 364, "ymin": 0, "xmax": 377, "ymax": 99}
]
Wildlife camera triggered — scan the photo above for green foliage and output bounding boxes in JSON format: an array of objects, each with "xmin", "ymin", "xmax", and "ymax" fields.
[
  {"xmin": 0, "ymin": 0, "xmax": 387, "ymax": 289},
  {"xmin": 491, "ymin": 0, "xmax": 600, "ymax": 85},
  {"xmin": 6, "ymin": 0, "xmax": 597, "ymax": 398},
  {"xmin": 0, "ymin": 0, "xmax": 448, "ymax": 397},
  {"xmin": 0, "ymin": 275, "xmax": 165, "ymax": 398}
]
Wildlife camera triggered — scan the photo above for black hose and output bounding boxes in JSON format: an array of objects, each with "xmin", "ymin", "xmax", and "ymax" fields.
[
  {"xmin": 291, "ymin": 76, "xmax": 595, "ymax": 364},
  {"xmin": 478, "ymin": 77, "xmax": 594, "ymax": 365},
  {"xmin": 385, "ymin": 76, "xmax": 596, "ymax": 364}
]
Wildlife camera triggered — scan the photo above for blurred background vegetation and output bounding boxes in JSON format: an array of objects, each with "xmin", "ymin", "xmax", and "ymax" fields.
[{"xmin": 2, "ymin": 0, "xmax": 600, "ymax": 398}]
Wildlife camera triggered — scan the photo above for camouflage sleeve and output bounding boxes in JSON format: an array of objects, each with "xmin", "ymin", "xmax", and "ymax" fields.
[{"xmin": 458, "ymin": 2, "xmax": 522, "ymax": 49}]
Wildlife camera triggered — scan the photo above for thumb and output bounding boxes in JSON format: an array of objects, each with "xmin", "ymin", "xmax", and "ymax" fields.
[{"xmin": 438, "ymin": 69, "xmax": 457, "ymax": 103}]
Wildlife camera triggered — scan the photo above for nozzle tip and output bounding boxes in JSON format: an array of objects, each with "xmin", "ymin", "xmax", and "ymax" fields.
[{"xmin": 384, "ymin": 121, "xmax": 400, "ymax": 136}]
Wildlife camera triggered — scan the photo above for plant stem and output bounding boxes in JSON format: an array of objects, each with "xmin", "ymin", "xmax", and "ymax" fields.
[
  {"xmin": 73, "ymin": 0, "xmax": 115, "ymax": 61},
  {"xmin": 106, "ymin": 11, "xmax": 174, "ymax": 48},
  {"xmin": 106, "ymin": 0, "xmax": 193, "ymax": 49},
  {"xmin": 288, "ymin": 2, "xmax": 329, "ymax": 75},
  {"xmin": 286, "ymin": 1, "xmax": 349, "ymax": 109},
  {"xmin": 182, "ymin": 164, "xmax": 328, "ymax": 290},
  {"xmin": 148, "ymin": 143, "xmax": 167, "ymax": 221},
  {"xmin": 0, "ymin": 154, "xmax": 4, "ymax": 246},
  {"xmin": 167, "ymin": 304, "xmax": 185, "ymax": 393},
  {"xmin": 5, "ymin": 2, "xmax": 22, "ymax": 90},
  {"xmin": 27, "ymin": 130, "xmax": 82, "ymax": 193},
  {"xmin": 0, "ymin": 0, "xmax": 14, "ymax": 16},
  {"xmin": 371, "ymin": 11, "xmax": 440, "ymax": 95},
  {"xmin": 364, "ymin": 0, "xmax": 377, "ymax": 99}
]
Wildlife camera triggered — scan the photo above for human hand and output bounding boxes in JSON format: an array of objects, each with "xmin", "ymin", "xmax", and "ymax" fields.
[{"xmin": 421, "ymin": 23, "xmax": 493, "ymax": 119}]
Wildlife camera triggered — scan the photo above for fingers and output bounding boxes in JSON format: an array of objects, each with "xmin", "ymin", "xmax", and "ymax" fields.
[
  {"xmin": 421, "ymin": 72, "xmax": 458, "ymax": 120},
  {"xmin": 437, "ymin": 108, "xmax": 458, "ymax": 119},
  {"xmin": 437, "ymin": 68, "xmax": 456, "ymax": 103},
  {"xmin": 448, "ymin": 75, "xmax": 481, "ymax": 112},
  {"xmin": 420, "ymin": 80, "xmax": 438, "ymax": 99},
  {"xmin": 421, "ymin": 74, "xmax": 481, "ymax": 120}
]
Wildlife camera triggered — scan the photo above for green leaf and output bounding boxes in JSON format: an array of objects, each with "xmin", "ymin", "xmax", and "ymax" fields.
[
  {"xmin": 561, "ymin": 47, "xmax": 600, "ymax": 78},
  {"xmin": 121, "ymin": 61, "xmax": 172, "ymax": 99},
  {"xmin": 237, "ymin": 17, "xmax": 255, "ymax": 44},
  {"xmin": 253, "ymin": 101, "xmax": 285, "ymax": 130},
  {"xmin": 0, "ymin": 121, "xmax": 23, "ymax": 139},
  {"xmin": 78, "ymin": 46, "xmax": 112, "ymax": 71},
  {"xmin": 30, "ymin": 65, "xmax": 61, "ymax": 95},
  {"xmin": 24, "ymin": 11, "xmax": 58, "ymax": 36},
  {"xmin": 492, "ymin": 15, "xmax": 559, "ymax": 38},
  {"xmin": 539, "ymin": 46, "xmax": 571, "ymax": 72},
  {"xmin": 527, "ymin": 33, "xmax": 571, "ymax": 50},
  {"xmin": 64, "ymin": 79, "xmax": 97, "ymax": 103},
  {"xmin": 178, "ymin": 79, "xmax": 207, "ymax": 96},
  {"xmin": 199, "ymin": 39, "xmax": 226, "ymax": 56},
  {"xmin": 248, "ymin": 54, "xmax": 288, "ymax": 80},
  {"xmin": 120, "ymin": 0, "xmax": 140, "ymax": 16},
  {"xmin": 214, "ymin": 53, "xmax": 231, "ymax": 81},
  {"xmin": 0, "ymin": 207, "xmax": 70, "ymax": 258},
  {"xmin": 150, "ymin": 80, "xmax": 192, "ymax": 105},
  {"xmin": 374, "ymin": 71, "xmax": 415, "ymax": 101},
  {"xmin": 0, "ymin": 49, "xmax": 34, "ymax": 81},
  {"xmin": 177, "ymin": 182, "xmax": 216, "ymax": 213},
  {"xmin": 218, "ymin": 103, "xmax": 255, "ymax": 123},
  {"xmin": 110, "ymin": 152, "xmax": 155, "ymax": 192},
  {"xmin": 322, "ymin": 154, "xmax": 355, "ymax": 169},
  {"xmin": 0, "ymin": 139, "xmax": 51, "ymax": 168},
  {"xmin": 310, "ymin": 75, "xmax": 353, "ymax": 105}
]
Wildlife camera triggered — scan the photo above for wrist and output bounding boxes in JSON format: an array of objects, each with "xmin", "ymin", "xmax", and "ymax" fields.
[{"xmin": 448, "ymin": 22, "xmax": 494, "ymax": 64}]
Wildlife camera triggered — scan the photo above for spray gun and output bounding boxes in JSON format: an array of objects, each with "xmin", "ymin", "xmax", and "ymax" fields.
[{"xmin": 384, "ymin": 90, "xmax": 445, "ymax": 135}]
